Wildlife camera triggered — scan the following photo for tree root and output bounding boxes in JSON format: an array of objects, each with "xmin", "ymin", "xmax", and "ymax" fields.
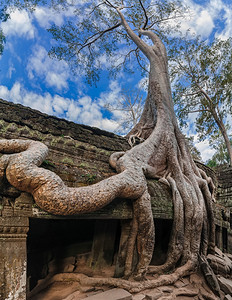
[
  {"xmin": 0, "ymin": 85, "xmax": 217, "ymax": 288},
  {"xmin": 28, "ymin": 260, "xmax": 195, "ymax": 297}
]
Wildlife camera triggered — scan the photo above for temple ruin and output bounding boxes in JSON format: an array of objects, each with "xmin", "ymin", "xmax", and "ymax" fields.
[{"xmin": 0, "ymin": 98, "xmax": 231, "ymax": 299}]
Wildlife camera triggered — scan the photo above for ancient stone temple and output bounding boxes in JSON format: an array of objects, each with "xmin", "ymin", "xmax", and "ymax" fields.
[{"xmin": 0, "ymin": 98, "xmax": 231, "ymax": 300}]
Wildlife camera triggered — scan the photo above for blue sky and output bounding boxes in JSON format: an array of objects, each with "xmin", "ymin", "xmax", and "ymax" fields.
[{"xmin": 0, "ymin": 0, "xmax": 231, "ymax": 161}]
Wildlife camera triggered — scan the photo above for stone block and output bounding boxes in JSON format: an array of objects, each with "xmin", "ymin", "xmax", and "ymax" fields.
[
  {"xmin": 62, "ymin": 290, "xmax": 81, "ymax": 300},
  {"xmin": 145, "ymin": 292, "xmax": 163, "ymax": 300},
  {"xmin": 85, "ymin": 288, "xmax": 132, "ymax": 300},
  {"xmin": 132, "ymin": 294, "xmax": 146, "ymax": 300},
  {"xmin": 158, "ymin": 286, "xmax": 173, "ymax": 293},
  {"xmin": 217, "ymin": 276, "xmax": 232, "ymax": 295},
  {"xmin": 48, "ymin": 257, "xmax": 75, "ymax": 274},
  {"xmin": 174, "ymin": 287, "xmax": 199, "ymax": 297}
]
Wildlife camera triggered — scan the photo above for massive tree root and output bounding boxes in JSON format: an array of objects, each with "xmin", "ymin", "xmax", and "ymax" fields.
[
  {"xmin": 0, "ymin": 6, "xmax": 219, "ymax": 296},
  {"xmin": 0, "ymin": 81, "xmax": 217, "ymax": 294}
]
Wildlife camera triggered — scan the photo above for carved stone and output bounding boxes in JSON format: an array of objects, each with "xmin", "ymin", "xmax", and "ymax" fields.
[{"xmin": 0, "ymin": 216, "xmax": 29, "ymax": 300}]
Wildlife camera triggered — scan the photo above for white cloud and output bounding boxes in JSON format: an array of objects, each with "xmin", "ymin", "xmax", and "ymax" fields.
[
  {"xmin": 194, "ymin": 10, "xmax": 214, "ymax": 37},
  {"xmin": 0, "ymin": 83, "xmax": 119, "ymax": 132},
  {"xmin": 216, "ymin": 5, "xmax": 232, "ymax": 39},
  {"xmin": 169, "ymin": 0, "xmax": 232, "ymax": 39},
  {"xmin": 175, "ymin": 4, "xmax": 214, "ymax": 38},
  {"xmin": 66, "ymin": 101, "xmax": 81, "ymax": 121},
  {"xmin": 98, "ymin": 80, "xmax": 122, "ymax": 107},
  {"xmin": 100, "ymin": 119, "xmax": 119, "ymax": 132},
  {"xmin": 194, "ymin": 138, "xmax": 216, "ymax": 162},
  {"xmin": 27, "ymin": 45, "xmax": 70, "ymax": 90},
  {"xmin": 1, "ymin": 10, "xmax": 35, "ymax": 39},
  {"xmin": 34, "ymin": 6, "xmax": 75, "ymax": 28},
  {"xmin": 7, "ymin": 65, "xmax": 16, "ymax": 79},
  {"xmin": 179, "ymin": 113, "xmax": 216, "ymax": 162}
]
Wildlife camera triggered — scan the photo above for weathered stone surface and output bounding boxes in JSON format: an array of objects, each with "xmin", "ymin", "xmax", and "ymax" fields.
[
  {"xmin": 207, "ymin": 250, "xmax": 232, "ymax": 277},
  {"xmin": 224, "ymin": 294, "xmax": 232, "ymax": 300},
  {"xmin": 158, "ymin": 286, "xmax": 173, "ymax": 293},
  {"xmin": 217, "ymin": 167, "xmax": 232, "ymax": 208},
  {"xmin": 174, "ymin": 287, "xmax": 199, "ymax": 297},
  {"xmin": 62, "ymin": 290, "xmax": 82, "ymax": 300},
  {"xmin": 0, "ymin": 216, "xmax": 29, "ymax": 300},
  {"xmin": 174, "ymin": 279, "xmax": 188, "ymax": 288},
  {"xmin": 84, "ymin": 288, "xmax": 132, "ymax": 300},
  {"xmin": 0, "ymin": 98, "xmax": 128, "ymax": 152},
  {"xmin": 0, "ymin": 99, "xmax": 175, "ymax": 220},
  {"xmin": 132, "ymin": 294, "xmax": 146, "ymax": 300},
  {"xmin": 48, "ymin": 256, "xmax": 76, "ymax": 274},
  {"xmin": 144, "ymin": 292, "xmax": 163, "ymax": 300},
  {"xmin": 217, "ymin": 276, "xmax": 232, "ymax": 295}
]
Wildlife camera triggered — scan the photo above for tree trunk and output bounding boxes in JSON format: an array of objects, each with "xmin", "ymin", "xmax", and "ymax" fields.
[
  {"xmin": 0, "ymin": 7, "xmax": 218, "ymax": 294},
  {"xmin": 212, "ymin": 109, "xmax": 232, "ymax": 166}
]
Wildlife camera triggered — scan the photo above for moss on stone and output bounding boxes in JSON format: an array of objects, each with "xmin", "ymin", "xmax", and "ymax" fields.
[{"xmin": 61, "ymin": 157, "xmax": 74, "ymax": 165}]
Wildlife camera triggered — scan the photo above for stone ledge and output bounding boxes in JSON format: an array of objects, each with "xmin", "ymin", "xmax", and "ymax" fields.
[{"xmin": 84, "ymin": 288, "xmax": 132, "ymax": 300}]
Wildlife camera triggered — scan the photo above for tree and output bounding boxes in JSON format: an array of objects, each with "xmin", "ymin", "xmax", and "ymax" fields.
[
  {"xmin": 207, "ymin": 135, "xmax": 232, "ymax": 167},
  {"xmin": 0, "ymin": 6, "xmax": 10, "ymax": 56},
  {"xmin": 0, "ymin": 0, "xmax": 219, "ymax": 294},
  {"xmin": 104, "ymin": 87, "xmax": 145, "ymax": 138},
  {"xmin": 169, "ymin": 36, "xmax": 232, "ymax": 165},
  {"xmin": 185, "ymin": 136, "xmax": 202, "ymax": 162}
]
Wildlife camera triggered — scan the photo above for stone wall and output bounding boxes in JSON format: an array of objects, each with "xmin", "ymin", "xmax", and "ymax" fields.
[
  {"xmin": 0, "ymin": 98, "xmax": 174, "ymax": 220},
  {"xmin": 216, "ymin": 168, "xmax": 232, "ymax": 254}
]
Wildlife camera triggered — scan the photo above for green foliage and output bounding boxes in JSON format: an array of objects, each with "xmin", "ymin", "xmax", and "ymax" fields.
[
  {"xmin": 169, "ymin": 36, "xmax": 232, "ymax": 142},
  {"xmin": 185, "ymin": 136, "xmax": 202, "ymax": 162},
  {"xmin": 42, "ymin": 159, "xmax": 56, "ymax": 168},
  {"xmin": 0, "ymin": 0, "xmax": 188, "ymax": 100},
  {"xmin": 45, "ymin": 0, "xmax": 187, "ymax": 85},
  {"xmin": 0, "ymin": 6, "xmax": 10, "ymax": 56},
  {"xmin": 81, "ymin": 173, "xmax": 96, "ymax": 184},
  {"xmin": 206, "ymin": 135, "xmax": 231, "ymax": 167},
  {"xmin": 0, "ymin": 29, "xmax": 5, "ymax": 55},
  {"xmin": 206, "ymin": 159, "xmax": 217, "ymax": 169}
]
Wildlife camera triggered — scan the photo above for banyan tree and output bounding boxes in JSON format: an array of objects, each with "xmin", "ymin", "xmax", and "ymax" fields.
[{"xmin": 0, "ymin": 0, "xmax": 220, "ymax": 295}]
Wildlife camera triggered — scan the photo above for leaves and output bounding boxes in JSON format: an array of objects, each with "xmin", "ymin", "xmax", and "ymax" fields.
[
  {"xmin": 45, "ymin": 0, "xmax": 187, "ymax": 85},
  {"xmin": 170, "ymin": 36, "xmax": 232, "ymax": 145}
]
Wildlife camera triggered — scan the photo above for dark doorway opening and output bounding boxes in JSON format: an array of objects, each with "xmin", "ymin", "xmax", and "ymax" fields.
[
  {"xmin": 27, "ymin": 218, "xmax": 121, "ymax": 293},
  {"xmin": 222, "ymin": 227, "xmax": 228, "ymax": 252},
  {"xmin": 151, "ymin": 218, "xmax": 173, "ymax": 266},
  {"xmin": 27, "ymin": 218, "xmax": 95, "ymax": 291}
]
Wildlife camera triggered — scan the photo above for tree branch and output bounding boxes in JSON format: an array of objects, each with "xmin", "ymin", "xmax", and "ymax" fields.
[
  {"xmin": 188, "ymin": 109, "xmax": 210, "ymax": 113},
  {"xmin": 89, "ymin": 2, "xmax": 105, "ymax": 14},
  {"xmin": 147, "ymin": 14, "xmax": 186, "ymax": 29},
  {"xmin": 138, "ymin": 29, "xmax": 166, "ymax": 57},
  {"xmin": 77, "ymin": 22, "xmax": 121, "ymax": 54},
  {"xmin": 115, "ymin": 48, "xmax": 138, "ymax": 69},
  {"xmin": 116, "ymin": 7, "xmax": 153, "ymax": 59},
  {"xmin": 196, "ymin": 84, "xmax": 214, "ymax": 106},
  {"xmin": 104, "ymin": 0, "xmax": 116, "ymax": 9},
  {"xmin": 135, "ymin": 49, "xmax": 149, "ymax": 74},
  {"xmin": 139, "ymin": 0, "xmax": 148, "ymax": 30}
]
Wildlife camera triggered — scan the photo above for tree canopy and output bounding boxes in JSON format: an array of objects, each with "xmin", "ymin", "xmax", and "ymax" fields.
[
  {"xmin": 207, "ymin": 134, "xmax": 232, "ymax": 167},
  {"xmin": 169, "ymin": 36, "xmax": 232, "ymax": 164},
  {"xmin": 47, "ymin": 0, "xmax": 187, "ymax": 85},
  {"xmin": 0, "ymin": 6, "xmax": 9, "ymax": 56}
]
